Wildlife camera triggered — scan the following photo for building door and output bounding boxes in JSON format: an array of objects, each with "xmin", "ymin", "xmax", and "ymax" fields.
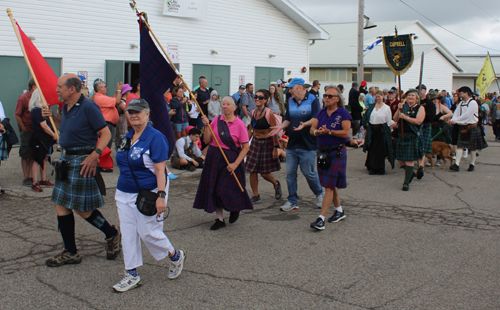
[
  {"xmin": 255, "ymin": 67, "xmax": 284, "ymax": 91},
  {"xmin": 0, "ymin": 55, "xmax": 61, "ymax": 143},
  {"xmin": 192, "ymin": 64, "xmax": 230, "ymax": 97}
]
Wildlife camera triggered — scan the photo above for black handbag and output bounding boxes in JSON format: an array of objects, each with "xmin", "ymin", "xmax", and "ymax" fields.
[{"xmin": 126, "ymin": 147, "xmax": 158, "ymax": 216}]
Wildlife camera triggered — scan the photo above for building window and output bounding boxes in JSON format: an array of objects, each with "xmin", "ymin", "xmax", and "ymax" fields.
[
  {"xmin": 372, "ymin": 69, "xmax": 395, "ymax": 83},
  {"xmin": 352, "ymin": 69, "xmax": 372, "ymax": 82},
  {"xmin": 310, "ymin": 68, "xmax": 326, "ymax": 81},
  {"xmin": 310, "ymin": 68, "xmax": 349, "ymax": 82}
]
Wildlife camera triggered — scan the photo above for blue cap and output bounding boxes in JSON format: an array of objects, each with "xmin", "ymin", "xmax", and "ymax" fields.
[
  {"xmin": 77, "ymin": 75, "xmax": 86, "ymax": 82},
  {"xmin": 286, "ymin": 78, "xmax": 305, "ymax": 88}
]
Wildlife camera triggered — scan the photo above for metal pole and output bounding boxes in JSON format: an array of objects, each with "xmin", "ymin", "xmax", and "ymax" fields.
[{"xmin": 357, "ymin": 0, "xmax": 364, "ymax": 86}]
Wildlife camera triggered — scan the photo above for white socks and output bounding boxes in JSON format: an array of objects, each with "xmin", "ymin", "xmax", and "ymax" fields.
[
  {"xmin": 336, "ymin": 206, "xmax": 343, "ymax": 213},
  {"xmin": 455, "ymin": 149, "xmax": 463, "ymax": 166},
  {"xmin": 470, "ymin": 152, "xmax": 477, "ymax": 165},
  {"xmin": 319, "ymin": 215, "xmax": 325, "ymax": 221}
]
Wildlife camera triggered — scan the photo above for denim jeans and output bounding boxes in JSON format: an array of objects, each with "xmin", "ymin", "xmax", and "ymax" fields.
[{"xmin": 286, "ymin": 149, "xmax": 323, "ymax": 204}]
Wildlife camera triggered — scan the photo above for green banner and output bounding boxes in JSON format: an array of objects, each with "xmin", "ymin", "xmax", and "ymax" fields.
[{"xmin": 382, "ymin": 35, "xmax": 414, "ymax": 75}]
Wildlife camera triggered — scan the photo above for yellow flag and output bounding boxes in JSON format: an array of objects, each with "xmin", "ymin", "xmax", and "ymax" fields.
[{"xmin": 476, "ymin": 53, "xmax": 496, "ymax": 99}]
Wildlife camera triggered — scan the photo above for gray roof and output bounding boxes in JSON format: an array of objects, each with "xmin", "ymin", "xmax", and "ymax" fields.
[
  {"xmin": 310, "ymin": 20, "xmax": 460, "ymax": 69},
  {"xmin": 455, "ymin": 55, "xmax": 500, "ymax": 77}
]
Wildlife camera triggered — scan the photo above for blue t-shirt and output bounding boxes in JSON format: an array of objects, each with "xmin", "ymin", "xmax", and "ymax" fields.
[
  {"xmin": 232, "ymin": 92, "xmax": 241, "ymax": 103},
  {"xmin": 59, "ymin": 95, "xmax": 107, "ymax": 148},
  {"xmin": 315, "ymin": 107, "xmax": 352, "ymax": 146},
  {"xmin": 284, "ymin": 91, "xmax": 321, "ymax": 151},
  {"xmin": 116, "ymin": 124, "xmax": 169, "ymax": 193},
  {"xmin": 31, "ymin": 107, "xmax": 54, "ymax": 132},
  {"xmin": 364, "ymin": 94, "xmax": 374, "ymax": 106}
]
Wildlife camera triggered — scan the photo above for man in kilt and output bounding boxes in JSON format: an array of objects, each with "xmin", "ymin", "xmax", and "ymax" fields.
[
  {"xmin": 416, "ymin": 84, "xmax": 435, "ymax": 180},
  {"xmin": 42, "ymin": 74, "xmax": 121, "ymax": 266},
  {"xmin": 449, "ymin": 86, "xmax": 488, "ymax": 172}
]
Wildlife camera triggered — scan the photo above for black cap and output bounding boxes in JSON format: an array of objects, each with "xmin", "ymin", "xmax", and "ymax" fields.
[
  {"xmin": 126, "ymin": 98, "xmax": 149, "ymax": 112},
  {"xmin": 415, "ymin": 84, "xmax": 427, "ymax": 90},
  {"xmin": 458, "ymin": 86, "xmax": 473, "ymax": 94}
]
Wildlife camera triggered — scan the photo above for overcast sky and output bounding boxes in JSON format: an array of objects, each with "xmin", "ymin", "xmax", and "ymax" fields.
[{"xmin": 289, "ymin": 0, "xmax": 500, "ymax": 55}]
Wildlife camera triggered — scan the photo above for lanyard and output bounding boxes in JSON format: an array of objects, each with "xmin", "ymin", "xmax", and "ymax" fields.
[{"xmin": 252, "ymin": 107, "xmax": 266, "ymax": 128}]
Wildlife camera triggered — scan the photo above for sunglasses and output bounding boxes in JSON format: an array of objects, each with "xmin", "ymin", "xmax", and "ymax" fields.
[
  {"xmin": 254, "ymin": 95, "xmax": 265, "ymax": 100},
  {"xmin": 323, "ymin": 94, "xmax": 339, "ymax": 99}
]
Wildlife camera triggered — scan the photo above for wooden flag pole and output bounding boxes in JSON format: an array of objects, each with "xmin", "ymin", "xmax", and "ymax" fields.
[
  {"xmin": 6, "ymin": 8, "xmax": 59, "ymax": 140},
  {"xmin": 129, "ymin": 2, "xmax": 243, "ymax": 192},
  {"xmin": 398, "ymin": 73, "xmax": 404, "ymax": 140}
]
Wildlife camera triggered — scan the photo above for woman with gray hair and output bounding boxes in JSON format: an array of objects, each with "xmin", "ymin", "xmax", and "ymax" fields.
[
  {"xmin": 29, "ymin": 89, "xmax": 57, "ymax": 192},
  {"xmin": 308, "ymin": 85, "xmax": 351, "ymax": 231},
  {"xmin": 193, "ymin": 96, "xmax": 252, "ymax": 230}
]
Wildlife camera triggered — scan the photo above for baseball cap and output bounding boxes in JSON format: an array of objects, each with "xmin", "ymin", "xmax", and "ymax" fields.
[
  {"xmin": 239, "ymin": 85, "xmax": 245, "ymax": 90},
  {"xmin": 286, "ymin": 78, "xmax": 305, "ymax": 88},
  {"xmin": 126, "ymin": 98, "xmax": 149, "ymax": 112},
  {"xmin": 360, "ymin": 81, "xmax": 367, "ymax": 87},
  {"xmin": 415, "ymin": 84, "xmax": 427, "ymax": 90},
  {"xmin": 277, "ymin": 79, "xmax": 284, "ymax": 84},
  {"xmin": 388, "ymin": 89, "xmax": 396, "ymax": 94}
]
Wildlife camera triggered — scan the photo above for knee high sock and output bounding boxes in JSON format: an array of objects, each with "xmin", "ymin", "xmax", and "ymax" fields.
[
  {"xmin": 470, "ymin": 152, "xmax": 477, "ymax": 165},
  {"xmin": 404, "ymin": 166, "xmax": 414, "ymax": 184},
  {"xmin": 85, "ymin": 210, "xmax": 117, "ymax": 239},
  {"xmin": 58, "ymin": 213, "xmax": 77, "ymax": 254},
  {"xmin": 455, "ymin": 149, "xmax": 463, "ymax": 166}
]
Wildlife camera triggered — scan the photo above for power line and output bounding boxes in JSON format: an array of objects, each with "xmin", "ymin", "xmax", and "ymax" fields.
[
  {"xmin": 399, "ymin": 0, "xmax": 500, "ymax": 53},
  {"xmin": 467, "ymin": 0, "xmax": 500, "ymax": 23}
]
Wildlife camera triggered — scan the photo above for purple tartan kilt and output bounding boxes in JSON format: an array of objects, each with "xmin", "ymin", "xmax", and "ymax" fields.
[
  {"xmin": 193, "ymin": 145, "xmax": 253, "ymax": 213},
  {"xmin": 317, "ymin": 147, "xmax": 347, "ymax": 189},
  {"xmin": 246, "ymin": 137, "xmax": 280, "ymax": 174}
]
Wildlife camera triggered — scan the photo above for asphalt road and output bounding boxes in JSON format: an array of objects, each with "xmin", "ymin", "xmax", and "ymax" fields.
[{"xmin": 0, "ymin": 132, "xmax": 499, "ymax": 309}]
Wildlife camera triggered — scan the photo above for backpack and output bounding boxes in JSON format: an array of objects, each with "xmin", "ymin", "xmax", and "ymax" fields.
[
  {"xmin": 233, "ymin": 95, "xmax": 242, "ymax": 116},
  {"xmin": 477, "ymin": 104, "xmax": 486, "ymax": 123}
]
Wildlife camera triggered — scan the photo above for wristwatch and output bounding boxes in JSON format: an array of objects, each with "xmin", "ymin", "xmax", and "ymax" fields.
[
  {"xmin": 329, "ymin": 130, "xmax": 333, "ymax": 135},
  {"xmin": 94, "ymin": 148, "xmax": 103, "ymax": 156},
  {"xmin": 158, "ymin": 191, "xmax": 166, "ymax": 199}
]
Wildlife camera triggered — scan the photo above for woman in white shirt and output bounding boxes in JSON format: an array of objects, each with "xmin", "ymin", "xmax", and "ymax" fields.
[{"xmin": 362, "ymin": 90, "xmax": 395, "ymax": 175}]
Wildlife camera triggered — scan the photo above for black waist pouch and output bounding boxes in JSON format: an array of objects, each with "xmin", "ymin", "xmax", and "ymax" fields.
[
  {"xmin": 317, "ymin": 150, "xmax": 331, "ymax": 170},
  {"xmin": 53, "ymin": 158, "xmax": 68, "ymax": 181},
  {"xmin": 136, "ymin": 190, "xmax": 159, "ymax": 216}
]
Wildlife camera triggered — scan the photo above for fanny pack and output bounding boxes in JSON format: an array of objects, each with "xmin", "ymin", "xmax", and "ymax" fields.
[
  {"xmin": 317, "ymin": 144, "xmax": 344, "ymax": 170},
  {"xmin": 53, "ymin": 158, "xmax": 68, "ymax": 181},
  {"xmin": 460, "ymin": 123, "xmax": 477, "ymax": 134}
]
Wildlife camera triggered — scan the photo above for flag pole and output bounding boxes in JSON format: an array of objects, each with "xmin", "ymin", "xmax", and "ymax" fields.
[
  {"xmin": 6, "ymin": 8, "xmax": 59, "ymax": 140},
  {"xmin": 129, "ymin": 2, "xmax": 243, "ymax": 192},
  {"xmin": 488, "ymin": 51, "xmax": 500, "ymax": 92}
]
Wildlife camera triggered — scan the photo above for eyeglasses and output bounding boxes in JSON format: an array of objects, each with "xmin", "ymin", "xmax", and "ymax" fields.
[
  {"xmin": 323, "ymin": 94, "xmax": 339, "ymax": 99},
  {"xmin": 254, "ymin": 95, "xmax": 265, "ymax": 100}
]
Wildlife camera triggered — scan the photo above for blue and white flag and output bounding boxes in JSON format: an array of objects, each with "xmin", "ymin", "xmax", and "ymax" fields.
[{"xmin": 364, "ymin": 39, "xmax": 382, "ymax": 52}]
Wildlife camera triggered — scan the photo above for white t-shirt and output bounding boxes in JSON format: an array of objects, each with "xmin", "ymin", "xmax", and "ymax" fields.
[{"xmin": 0, "ymin": 101, "xmax": 5, "ymax": 137}]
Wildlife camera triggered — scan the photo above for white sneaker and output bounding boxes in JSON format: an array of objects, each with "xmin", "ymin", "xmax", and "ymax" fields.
[
  {"xmin": 168, "ymin": 249, "xmax": 185, "ymax": 280},
  {"xmin": 280, "ymin": 201, "xmax": 299, "ymax": 212},
  {"xmin": 316, "ymin": 192, "xmax": 325, "ymax": 208},
  {"xmin": 113, "ymin": 272, "xmax": 141, "ymax": 292},
  {"xmin": 435, "ymin": 160, "xmax": 442, "ymax": 167},
  {"xmin": 463, "ymin": 149, "xmax": 468, "ymax": 158}
]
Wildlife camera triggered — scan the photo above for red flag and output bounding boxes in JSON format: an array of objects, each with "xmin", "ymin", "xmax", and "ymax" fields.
[{"xmin": 15, "ymin": 21, "xmax": 62, "ymax": 109}]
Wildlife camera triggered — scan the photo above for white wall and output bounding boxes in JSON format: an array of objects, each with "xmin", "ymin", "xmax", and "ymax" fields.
[
  {"xmin": 453, "ymin": 77, "xmax": 500, "ymax": 94},
  {"xmin": 1, "ymin": 0, "xmax": 310, "ymax": 95}
]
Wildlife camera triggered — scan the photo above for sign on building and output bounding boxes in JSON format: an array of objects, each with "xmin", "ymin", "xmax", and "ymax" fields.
[
  {"xmin": 168, "ymin": 44, "xmax": 179, "ymax": 61},
  {"xmin": 163, "ymin": 0, "xmax": 207, "ymax": 19}
]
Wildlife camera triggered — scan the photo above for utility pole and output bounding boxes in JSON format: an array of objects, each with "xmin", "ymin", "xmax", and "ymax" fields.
[{"xmin": 357, "ymin": 0, "xmax": 364, "ymax": 86}]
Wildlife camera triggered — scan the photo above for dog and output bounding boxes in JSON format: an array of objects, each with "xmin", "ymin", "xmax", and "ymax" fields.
[{"xmin": 425, "ymin": 141, "xmax": 455, "ymax": 169}]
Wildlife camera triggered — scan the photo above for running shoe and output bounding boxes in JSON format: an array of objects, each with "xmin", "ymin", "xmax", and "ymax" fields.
[
  {"xmin": 113, "ymin": 272, "xmax": 142, "ymax": 292},
  {"xmin": 46, "ymin": 249, "xmax": 82, "ymax": 267},
  {"xmin": 310, "ymin": 217, "xmax": 325, "ymax": 230},
  {"xmin": 280, "ymin": 201, "xmax": 299, "ymax": 212},
  {"xmin": 168, "ymin": 249, "xmax": 186, "ymax": 280},
  {"xmin": 328, "ymin": 210, "xmax": 346, "ymax": 223}
]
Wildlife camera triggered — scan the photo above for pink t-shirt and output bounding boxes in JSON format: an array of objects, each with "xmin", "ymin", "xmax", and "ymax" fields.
[{"xmin": 209, "ymin": 115, "xmax": 249, "ymax": 149}]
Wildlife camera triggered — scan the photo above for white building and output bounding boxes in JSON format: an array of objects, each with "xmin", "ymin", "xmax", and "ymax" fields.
[
  {"xmin": 453, "ymin": 54, "xmax": 500, "ymax": 94},
  {"xmin": 0, "ymin": 0, "xmax": 328, "ymax": 125},
  {"xmin": 309, "ymin": 20, "xmax": 462, "ymax": 92}
]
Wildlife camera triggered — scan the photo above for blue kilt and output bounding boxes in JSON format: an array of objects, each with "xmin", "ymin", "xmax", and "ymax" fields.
[
  {"xmin": 422, "ymin": 125, "xmax": 432, "ymax": 154},
  {"xmin": 246, "ymin": 137, "xmax": 280, "ymax": 174},
  {"xmin": 317, "ymin": 147, "xmax": 347, "ymax": 190},
  {"xmin": 193, "ymin": 145, "xmax": 253, "ymax": 213},
  {"xmin": 0, "ymin": 136, "xmax": 8, "ymax": 161},
  {"xmin": 396, "ymin": 132, "xmax": 424, "ymax": 161},
  {"xmin": 458, "ymin": 125, "xmax": 488, "ymax": 150},
  {"xmin": 52, "ymin": 146, "xmax": 104, "ymax": 212}
]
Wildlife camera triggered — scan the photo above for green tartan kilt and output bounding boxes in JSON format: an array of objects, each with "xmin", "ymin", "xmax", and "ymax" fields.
[
  {"xmin": 422, "ymin": 125, "xmax": 432, "ymax": 154},
  {"xmin": 51, "ymin": 146, "xmax": 104, "ymax": 212},
  {"xmin": 396, "ymin": 132, "xmax": 424, "ymax": 161},
  {"xmin": 431, "ymin": 125, "xmax": 452, "ymax": 144}
]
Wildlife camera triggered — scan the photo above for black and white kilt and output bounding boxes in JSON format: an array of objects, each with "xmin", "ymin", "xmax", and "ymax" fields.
[
  {"xmin": 318, "ymin": 147, "xmax": 347, "ymax": 189},
  {"xmin": 396, "ymin": 132, "xmax": 424, "ymax": 161},
  {"xmin": 245, "ymin": 137, "xmax": 280, "ymax": 174},
  {"xmin": 52, "ymin": 146, "xmax": 104, "ymax": 212},
  {"xmin": 458, "ymin": 125, "xmax": 488, "ymax": 150},
  {"xmin": 0, "ymin": 136, "xmax": 8, "ymax": 161}
]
